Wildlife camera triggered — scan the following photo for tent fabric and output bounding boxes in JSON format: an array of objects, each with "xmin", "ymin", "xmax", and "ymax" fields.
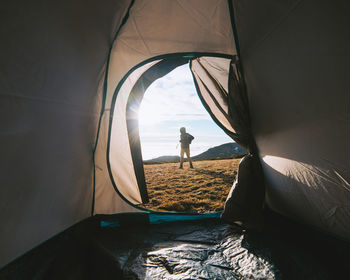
[
  {"xmin": 109, "ymin": 61, "xmax": 160, "ymax": 205},
  {"xmin": 99, "ymin": 213, "xmax": 349, "ymax": 279},
  {"xmin": 1, "ymin": 0, "xmax": 350, "ymax": 271},
  {"xmin": 126, "ymin": 57, "xmax": 190, "ymax": 203},
  {"xmin": 1, "ymin": 211, "xmax": 349, "ymax": 279},
  {"xmin": 107, "ymin": 57, "xmax": 189, "ymax": 205},
  {"xmin": 190, "ymin": 57, "xmax": 236, "ymax": 137},
  {"xmin": 221, "ymin": 57, "xmax": 266, "ymax": 229},
  {"xmin": 93, "ymin": 0, "xmax": 236, "ymax": 214},
  {"xmin": 232, "ymin": 0, "xmax": 350, "ymax": 239},
  {"xmin": 227, "ymin": 58, "xmax": 253, "ymax": 149},
  {"xmin": 190, "ymin": 55, "xmax": 265, "ymax": 229},
  {"xmin": 0, "ymin": 0, "xmax": 132, "ymax": 267},
  {"xmin": 222, "ymin": 155, "xmax": 265, "ymax": 230}
]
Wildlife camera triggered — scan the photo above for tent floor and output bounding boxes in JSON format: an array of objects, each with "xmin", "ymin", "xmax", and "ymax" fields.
[{"xmin": 1, "ymin": 209, "xmax": 349, "ymax": 279}]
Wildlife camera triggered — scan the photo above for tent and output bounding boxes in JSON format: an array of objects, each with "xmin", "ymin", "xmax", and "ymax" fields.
[{"xmin": 1, "ymin": 0, "xmax": 349, "ymax": 277}]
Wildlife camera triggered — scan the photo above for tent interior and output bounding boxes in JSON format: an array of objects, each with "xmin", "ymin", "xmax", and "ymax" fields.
[{"xmin": 1, "ymin": 0, "xmax": 349, "ymax": 279}]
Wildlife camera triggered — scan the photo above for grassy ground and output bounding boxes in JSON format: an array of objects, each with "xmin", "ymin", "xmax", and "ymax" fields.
[{"xmin": 141, "ymin": 158, "xmax": 240, "ymax": 213}]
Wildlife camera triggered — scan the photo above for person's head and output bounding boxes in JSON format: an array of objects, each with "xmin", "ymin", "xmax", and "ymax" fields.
[{"xmin": 180, "ymin": 127, "xmax": 186, "ymax": 134}]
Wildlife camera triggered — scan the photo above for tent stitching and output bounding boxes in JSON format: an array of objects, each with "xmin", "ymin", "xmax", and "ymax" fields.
[{"xmin": 175, "ymin": 0, "xmax": 223, "ymax": 37}]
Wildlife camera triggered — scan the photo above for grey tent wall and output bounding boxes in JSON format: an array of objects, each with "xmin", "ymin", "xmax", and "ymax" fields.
[
  {"xmin": 0, "ymin": 0, "xmax": 132, "ymax": 268},
  {"xmin": 231, "ymin": 0, "xmax": 350, "ymax": 238},
  {"xmin": 186, "ymin": 2, "xmax": 266, "ymax": 229},
  {"xmin": 190, "ymin": 55, "xmax": 266, "ymax": 229}
]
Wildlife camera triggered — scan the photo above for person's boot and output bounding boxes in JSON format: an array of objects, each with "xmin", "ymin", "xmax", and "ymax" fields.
[{"xmin": 190, "ymin": 163, "xmax": 194, "ymax": 169}]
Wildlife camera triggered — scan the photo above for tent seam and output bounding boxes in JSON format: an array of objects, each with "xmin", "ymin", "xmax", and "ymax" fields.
[{"xmin": 91, "ymin": 0, "xmax": 136, "ymax": 216}]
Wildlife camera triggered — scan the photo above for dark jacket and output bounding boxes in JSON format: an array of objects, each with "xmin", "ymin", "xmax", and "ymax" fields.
[{"xmin": 180, "ymin": 133, "xmax": 194, "ymax": 149}]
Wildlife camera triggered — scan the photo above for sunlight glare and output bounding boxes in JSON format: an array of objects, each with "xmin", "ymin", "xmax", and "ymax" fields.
[
  {"xmin": 139, "ymin": 103, "xmax": 161, "ymax": 126},
  {"xmin": 138, "ymin": 63, "xmax": 233, "ymax": 160}
]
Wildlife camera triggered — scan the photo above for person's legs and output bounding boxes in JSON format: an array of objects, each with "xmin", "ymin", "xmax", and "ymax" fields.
[
  {"xmin": 179, "ymin": 148, "xmax": 185, "ymax": 168},
  {"xmin": 185, "ymin": 148, "xmax": 193, "ymax": 168}
]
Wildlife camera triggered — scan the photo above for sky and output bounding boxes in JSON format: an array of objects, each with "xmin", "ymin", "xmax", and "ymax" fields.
[{"xmin": 138, "ymin": 63, "xmax": 233, "ymax": 160}]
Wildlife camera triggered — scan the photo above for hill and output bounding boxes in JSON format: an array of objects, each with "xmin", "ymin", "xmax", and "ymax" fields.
[
  {"xmin": 192, "ymin": 142, "xmax": 247, "ymax": 161},
  {"xmin": 145, "ymin": 142, "xmax": 246, "ymax": 163},
  {"xmin": 145, "ymin": 155, "xmax": 180, "ymax": 163}
]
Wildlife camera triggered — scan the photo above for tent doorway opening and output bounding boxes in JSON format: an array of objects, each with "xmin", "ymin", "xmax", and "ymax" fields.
[
  {"xmin": 136, "ymin": 63, "xmax": 245, "ymax": 212},
  {"xmin": 109, "ymin": 54, "xmax": 247, "ymax": 212}
]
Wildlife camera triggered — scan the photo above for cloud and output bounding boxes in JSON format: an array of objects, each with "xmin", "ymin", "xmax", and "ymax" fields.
[
  {"xmin": 139, "ymin": 64, "xmax": 211, "ymax": 125},
  {"xmin": 138, "ymin": 63, "xmax": 234, "ymax": 160}
]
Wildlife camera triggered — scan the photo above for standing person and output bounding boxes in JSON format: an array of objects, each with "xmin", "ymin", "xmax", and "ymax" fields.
[{"xmin": 179, "ymin": 127, "xmax": 194, "ymax": 169}]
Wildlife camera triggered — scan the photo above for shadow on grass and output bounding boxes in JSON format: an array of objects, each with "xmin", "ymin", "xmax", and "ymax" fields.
[{"xmin": 193, "ymin": 168, "xmax": 235, "ymax": 184}]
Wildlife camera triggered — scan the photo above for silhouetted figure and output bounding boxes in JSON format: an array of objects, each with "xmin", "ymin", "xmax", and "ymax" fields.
[{"xmin": 179, "ymin": 127, "xmax": 194, "ymax": 169}]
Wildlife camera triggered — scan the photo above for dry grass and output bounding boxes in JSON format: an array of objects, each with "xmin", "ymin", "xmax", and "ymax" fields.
[{"xmin": 141, "ymin": 158, "xmax": 240, "ymax": 213}]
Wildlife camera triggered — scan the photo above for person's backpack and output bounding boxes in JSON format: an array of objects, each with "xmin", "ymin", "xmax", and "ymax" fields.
[{"xmin": 187, "ymin": 133, "xmax": 194, "ymax": 144}]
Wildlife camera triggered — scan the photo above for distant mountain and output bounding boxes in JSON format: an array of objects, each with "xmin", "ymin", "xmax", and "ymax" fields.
[
  {"xmin": 192, "ymin": 143, "xmax": 247, "ymax": 161},
  {"xmin": 145, "ymin": 155, "xmax": 180, "ymax": 163},
  {"xmin": 145, "ymin": 143, "xmax": 247, "ymax": 163}
]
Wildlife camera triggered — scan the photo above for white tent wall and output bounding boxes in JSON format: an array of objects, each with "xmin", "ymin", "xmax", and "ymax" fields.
[
  {"xmin": 109, "ymin": 61, "xmax": 160, "ymax": 205},
  {"xmin": 232, "ymin": 0, "xmax": 350, "ymax": 238},
  {"xmin": 0, "ymin": 0, "xmax": 132, "ymax": 268},
  {"xmin": 94, "ymin": 0, "xmax": 237, "ymax": 214}
]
